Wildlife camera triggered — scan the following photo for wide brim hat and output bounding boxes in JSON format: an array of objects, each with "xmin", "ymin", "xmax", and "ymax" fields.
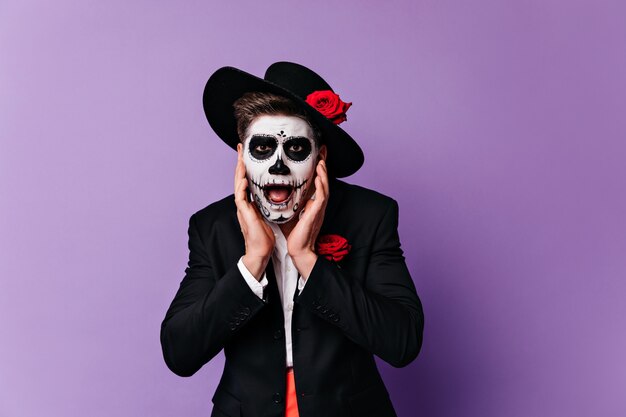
[{"xmin": 202, "ymin": 61, "xmax": 364, "ymax": 178}]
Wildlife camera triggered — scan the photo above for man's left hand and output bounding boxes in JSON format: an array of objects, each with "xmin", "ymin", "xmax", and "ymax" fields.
[{"xmin": 287, "ymin": 159, "xmax": 329, "ymax": 280}]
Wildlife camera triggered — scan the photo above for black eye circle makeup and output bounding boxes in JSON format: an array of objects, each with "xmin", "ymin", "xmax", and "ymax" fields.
[
  {"xmin": 249, "ymin": 135, "xmax": 278, "ymax": 160},
  {"xmin": 283, "ymin": 137, "xmax": 312, "ymax": 162},
  {"xmin": 248, "ymin": 135, "xmax": 313, "ymax": 163}
]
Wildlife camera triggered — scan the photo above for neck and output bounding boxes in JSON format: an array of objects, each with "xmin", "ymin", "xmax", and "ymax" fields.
[{"xmin": 278, "ymin": 217, "xmax": 298, "ymax": 239}]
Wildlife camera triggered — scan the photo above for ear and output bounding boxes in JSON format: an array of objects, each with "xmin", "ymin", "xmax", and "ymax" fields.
[
  {"xmin": 237, "ymin": 142, "xmax": 242, "ymax": 156},
  {"xmin": 318, "ymin": 144, "xmax": 328, "ymax": 162}
]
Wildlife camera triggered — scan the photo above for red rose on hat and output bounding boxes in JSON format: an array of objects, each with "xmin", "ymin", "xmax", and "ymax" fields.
[
  {"xmin": 305, "ymin": 90, "xmax": 352, "ymax": 125},
  {"xmin": 315, "ymin": 234, "xmax": 351, "ymax": 262}
]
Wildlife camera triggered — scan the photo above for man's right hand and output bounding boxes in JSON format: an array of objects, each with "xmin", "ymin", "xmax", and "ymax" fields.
[{"xmin": 234, "ymin": 143, "xmax": 275, "ymax": 280}]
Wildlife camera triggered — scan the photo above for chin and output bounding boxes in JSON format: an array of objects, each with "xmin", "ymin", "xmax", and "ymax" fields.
[
  {"xmin": 265, "ymin": 200, "xmax": 300, "ymax": 224},
  {"xmin": 269, "ymin": 213, "xmax": 294, "ymax": 224}
]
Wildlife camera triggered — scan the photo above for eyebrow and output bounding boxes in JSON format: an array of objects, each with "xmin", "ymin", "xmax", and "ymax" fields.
[
  {"xmin": 249, "ymin": 134, "xmax": 277, "ymax": 140},
  {"xmin": 283, "ymin": 136, "xmax": 312, "ymax": 141}
]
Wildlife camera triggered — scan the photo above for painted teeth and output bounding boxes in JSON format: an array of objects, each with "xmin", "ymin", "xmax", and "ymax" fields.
[
  {"xmin": 252, "ymin": 178, "xmax": 308, "ymax": 188},
  {"xmin": 264, "ymin": 180, "xmax": 290, "ymax": 187}
]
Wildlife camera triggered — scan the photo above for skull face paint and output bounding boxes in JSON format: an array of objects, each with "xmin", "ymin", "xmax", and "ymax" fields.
[{"xmin": 243, "ymin": 114, "xmax": 318, "ymax": 224}]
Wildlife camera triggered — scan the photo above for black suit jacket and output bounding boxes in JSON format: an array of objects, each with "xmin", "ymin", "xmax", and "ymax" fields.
[{"xmin": 160, "ymin": 178, "xmax": 424, "ymax": 417}]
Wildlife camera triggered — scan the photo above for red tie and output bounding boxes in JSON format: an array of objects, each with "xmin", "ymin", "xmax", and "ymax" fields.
[{"xmin": 285, "ymin": 368, "xmax": 300, "ymax": 417}]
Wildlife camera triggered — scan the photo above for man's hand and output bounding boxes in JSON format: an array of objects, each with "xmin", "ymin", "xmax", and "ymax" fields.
[
  {"xmin": 287, "ymin": 158, "xmax": 329, "ymax": 280},
  {"xmin": 235, "ymin": 144, "xmax": 275, "ymax": 280}
]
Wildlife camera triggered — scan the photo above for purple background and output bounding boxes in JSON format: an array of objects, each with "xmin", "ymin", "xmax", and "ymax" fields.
[{"xmin": 1, "ymin": 1, "xmax": 625, "ymax": 416}]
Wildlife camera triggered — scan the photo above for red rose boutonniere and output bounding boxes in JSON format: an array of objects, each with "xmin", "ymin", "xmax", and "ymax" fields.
[
  {"xmin": 305, "ymin": 90, "xmax": 352, "ymax": 125},
  {"xmin": 315, "ymin": 234, "xmax": 352, "ymax": 262}
]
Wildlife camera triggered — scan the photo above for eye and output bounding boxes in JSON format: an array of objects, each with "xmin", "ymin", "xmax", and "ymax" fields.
[
  {"xmin": 283, "ymin": 137, "xmax": 312, "ymax": 162},
  {"xmin": 249, "ymin": 135, "xmax": 278, "ymax": 160},
  {"xmin": 255, "ymin": 144, "xmax": 272, "ymax": 153}
]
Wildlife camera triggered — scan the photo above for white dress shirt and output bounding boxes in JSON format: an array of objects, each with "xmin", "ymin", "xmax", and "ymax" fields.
[{"xmin": 236, "ymin": 221, "xmax": 307, "ymax": 367}]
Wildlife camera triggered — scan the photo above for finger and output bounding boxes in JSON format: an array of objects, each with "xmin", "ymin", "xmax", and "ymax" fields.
[
  {"xmin": 311, "ymin": 161, "xmax": 325, "ymax": 201},
  {"xmin": 317, "ymin": 160, "xmax": 329, "ymax": 200},
  {"xmin": 315, "ymin": 179, "xmax": 328, "ymax": 216},
  {"xmin": 319, "ymin": 158, "xmax": 327, "ymax": 172},
  {"xmin": 309, "ymin": 176, "xmax": 327, "ymax": 232},
  {"xmin": 236, "ymin": 209, "xmax": 247, "ymax": 235},
  {"xmin": 234, "ymin": 177, "xmax": 250, "ymax": 210},
  {"xmin": 311, "ymin": 174, "xmax": 326, "ymax": 211},
  {"xmin": 234, "ymin": 173, "xmax": 245, "ymax": 200},
  {"xmin": 309, "ymin": 162, "xmax": 320, "ymax": 200},
  {"xmin": 236, "ymin": 178, "xmax": 264, "ymax": 225},
  {"xmin": 234, "ymin": 161, "xmax": 242, "ymax": 193},
  {"xmin": 300, "ymin": 176, "xmax": 324, "ymax": 224},
  {"xmin": 235, "ymin": 154, "xmax": 246, "ymax": 189}
]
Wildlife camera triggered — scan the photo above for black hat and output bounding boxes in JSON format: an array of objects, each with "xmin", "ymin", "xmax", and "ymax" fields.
[{"xmin": 202, "ymin": 61, "xmax": 364, "ymax": 178}]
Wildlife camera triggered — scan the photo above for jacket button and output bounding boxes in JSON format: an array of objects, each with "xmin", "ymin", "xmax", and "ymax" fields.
[
  {"xmin": 332, "ymin": 315, "xmax": 340, "ymax": 322},
  {"xmin": 242, "ymin": 306, "xmax": 250, "ymax": 315},
  {"xmin": 273, "ymin": 392, "xmax": 282, "ymax": 403},
  {"xmin": 273, "ymin": 329, "xmax": 282, "ymax": 340},
  {"xmin": 295, "ymin": 327, "xmax": 301, "ymax": 333},
  {"xmin": 229, "ymin": 322, "xmax": 237, "ymax": 330}
]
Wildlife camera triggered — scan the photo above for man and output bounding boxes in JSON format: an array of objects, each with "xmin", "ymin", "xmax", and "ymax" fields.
[{"xmin": 160, "ymin": 62, "xmax": 424, "ymax": 417}]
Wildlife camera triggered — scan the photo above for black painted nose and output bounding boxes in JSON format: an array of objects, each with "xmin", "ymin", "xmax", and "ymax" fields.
[{"xmin": 269, "ymin": 156, "xmax": 290, "ymax": 175}]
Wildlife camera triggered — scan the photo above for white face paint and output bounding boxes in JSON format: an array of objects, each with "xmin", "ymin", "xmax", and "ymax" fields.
[{"xmin": 243, "ymin": 114, "xmax": 318, "ymax": 224}]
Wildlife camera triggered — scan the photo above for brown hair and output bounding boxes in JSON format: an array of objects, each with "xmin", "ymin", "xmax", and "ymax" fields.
[{"xmin": 233, "ymin": 92, "xmax": 321, "ymax": 145}]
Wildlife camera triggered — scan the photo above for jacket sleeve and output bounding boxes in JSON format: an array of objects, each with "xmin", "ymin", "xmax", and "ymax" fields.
[
  {"xmin": 160, "ymin": 213, "xmax": 267, "ymax": 377},
  {"xmin": 295, "ymin": 199, "xmax": 425, "ymax": 368}
]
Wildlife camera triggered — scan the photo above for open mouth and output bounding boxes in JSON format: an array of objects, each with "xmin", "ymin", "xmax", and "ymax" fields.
[
  {"xmin": 264, "ymin": 184, "xmax": 294, "ymax": 205},
  {"xmin": 250, "ymin": 178, "xmax": 308, "ymax": 206}
]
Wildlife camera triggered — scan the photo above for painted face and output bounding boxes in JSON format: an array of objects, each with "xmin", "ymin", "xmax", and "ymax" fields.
[{"xmin": 243, "ymin": 114, "xmax": 318, "ymax": 224}]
